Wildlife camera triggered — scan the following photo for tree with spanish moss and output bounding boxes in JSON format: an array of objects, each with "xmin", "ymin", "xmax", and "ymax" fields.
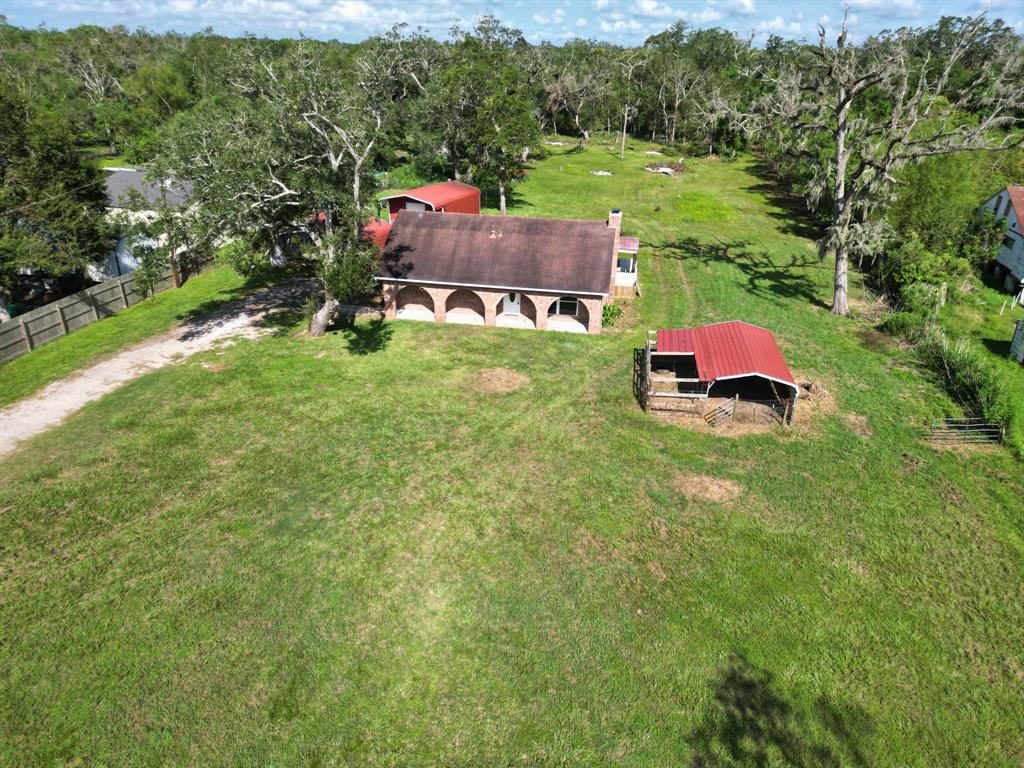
[{"xmin": 763, "ymin": 14, "xmax": 1024, "ymax": 316}]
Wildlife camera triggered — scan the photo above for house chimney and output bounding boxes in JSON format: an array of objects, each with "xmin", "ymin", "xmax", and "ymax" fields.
[
  {"xmin": 608, "ymin": 209, "xmax": 622, "ymax": 294},
  {"xmin": 608, "ymin": 209, "xmax": 622, "ymax": 235}
]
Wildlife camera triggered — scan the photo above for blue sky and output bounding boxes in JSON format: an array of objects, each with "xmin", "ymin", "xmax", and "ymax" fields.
[{"xmin": 2, "ymin": 0, "xmax": 1021, "ymax": 44}]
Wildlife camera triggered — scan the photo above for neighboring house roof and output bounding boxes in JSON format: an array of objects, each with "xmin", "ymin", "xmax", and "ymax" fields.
[
  {"xmin": 656, "ymin": 321, "xmax": 797, "ymax": 393},
  {"xmin": 379, "ymin": 180, "xmax": 479, "ymax": 210},
  {"xmin": 379, "ymin": 210, "xmax": 616, "ymax": 296},
  {"xmin": 1006, "ymin": 186, "xmax": 1024, "ymax": 225},
  {"xmin": 360, "ymin": 220, "xmax": 392, "ymax": 250},
  {"xmin": 619, "ymin": 236, "xmax": 640, "ymax": 253},
  {"xmin": 104, "ymin": 169, "xmax": 191, "ymax": 209}
]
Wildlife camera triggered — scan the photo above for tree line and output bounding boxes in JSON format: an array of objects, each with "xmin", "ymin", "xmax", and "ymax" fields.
[{"xmin": 1, "ymin": 13, "xmax": 1023, "ymax": 330}]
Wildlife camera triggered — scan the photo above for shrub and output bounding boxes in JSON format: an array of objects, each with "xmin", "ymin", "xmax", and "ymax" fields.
[
  {"xmin": 878, "ymin": 310, "xmax": 928, "ymax": 341},
  {"xmin": 602, "ymin": 303, "xmax": 624, "ymax": 327},
  {"xmin": 916, "ymin": 326, "xmax": 1023, "ymax": 457}
]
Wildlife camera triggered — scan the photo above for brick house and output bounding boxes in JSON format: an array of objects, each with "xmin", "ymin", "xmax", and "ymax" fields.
[{"xmin": 378, "ymin": 209, "xmax": 624, "ymax": 334}]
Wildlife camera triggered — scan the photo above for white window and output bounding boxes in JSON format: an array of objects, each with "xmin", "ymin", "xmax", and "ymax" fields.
[
  {"xmin": 550, "ymin": 296, "xmax": 579, "ymax": 316},
  {"xmin": 405, "ymin": 201, "xmax": 426, "ymax": 212}
]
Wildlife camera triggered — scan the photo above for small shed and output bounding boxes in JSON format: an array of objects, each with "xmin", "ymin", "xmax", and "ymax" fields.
[
  {"xmin": 379, "ymin": 181, "xmax": 481, "ymax": 222},
  {"xmin": 637, "ymin": 321, "xmax": 798, "ymax": 424}
]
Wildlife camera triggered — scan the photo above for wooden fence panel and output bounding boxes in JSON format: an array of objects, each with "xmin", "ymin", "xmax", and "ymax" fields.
[{"xmin": 0, "ymin": 256, "xmax": 213, "ymax": 365}]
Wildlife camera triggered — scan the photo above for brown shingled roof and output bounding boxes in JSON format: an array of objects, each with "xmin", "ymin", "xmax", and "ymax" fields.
[{"xmin": 379, "ymin": 210, "xmax": 616, "ymax": 295}]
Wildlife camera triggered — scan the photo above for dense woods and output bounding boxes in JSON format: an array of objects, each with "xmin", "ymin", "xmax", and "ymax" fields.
[{"xmin": 2, "ymin": 12, "xmax": 1023, "ymax": 324}]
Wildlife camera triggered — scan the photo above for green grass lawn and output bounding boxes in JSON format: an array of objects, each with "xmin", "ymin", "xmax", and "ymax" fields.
[
  {"xmin": 0, "ymin": 266, "xmax": 273, "ymax": 408},
  {"xmin": 2, "ymin": 140, "xmax": 1023, "ymax": 766}
]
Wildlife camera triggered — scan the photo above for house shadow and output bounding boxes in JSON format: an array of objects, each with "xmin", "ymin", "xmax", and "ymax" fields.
[
  {"xmin": 336, "ymin": 315, "xmax": 393, "ymax": 355},
  {"xmin": 980, "ymin": 336, "xmax": 1012, "ymax": 358},
  {"xmin": 746, "ymin": 161, "xmax": 827, "ymax": 242},
  {"xmin": 688, "ymin": 653, "xmax": 874, "ymax": 768},
  {"xmin": 662, "ymin": 237, "xmax": 830, "ymax": 310}
]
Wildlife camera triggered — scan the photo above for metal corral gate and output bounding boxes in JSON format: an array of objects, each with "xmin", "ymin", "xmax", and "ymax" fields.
[{"xmin": 927, "ymin": 418, "xmax": 1004, "ymax": 445}]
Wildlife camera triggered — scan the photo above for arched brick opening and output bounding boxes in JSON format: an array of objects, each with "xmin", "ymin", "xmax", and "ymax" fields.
[
  {"xmin": 445, "ymin": 288, "xmax": 485, "ymax": 325},
  {"xmin": 495, "ymin": 292, "xmax": 537, "ymax": 329},
  {"xmin": 547, "ymin": 295, "xmax": 589, "ymax": 333},
  {"xmin": 395, "ymin": 285, "xmax": 435, "ymax": 321}
]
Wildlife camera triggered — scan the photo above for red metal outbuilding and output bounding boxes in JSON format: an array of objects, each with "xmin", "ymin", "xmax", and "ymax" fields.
[
  {"xmin": 379, "ymin": 181, "xmax": 481, "ymax": 222},
  {"xmin": 360, "ymin": 219, "xmax": 392, "ymax": 250},
  {"xmin": 655, "ymin": 321, "xmax": 798, "ymax": 398}
]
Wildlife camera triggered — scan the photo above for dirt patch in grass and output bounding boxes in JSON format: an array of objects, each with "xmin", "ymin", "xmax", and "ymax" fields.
[
  {"xmin": 793, "ymin": 376, "xmax": 837, "ymax": 425},
  {"xmin": 472, "ymin": 367, "xmax": 529, "ymax": 394},
  {"xmin": 857, "ymin": 327, "xmax": 896, "ymax": 352},
  {"xmin": 844, "ymin": 412, "xmax": 873, "ymax": 437},
  {"xmin": 673, "ymin": 472, "xmax": 743, "ymax": 504}
]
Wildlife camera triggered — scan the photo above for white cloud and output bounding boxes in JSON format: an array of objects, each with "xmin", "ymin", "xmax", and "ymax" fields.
[
  {"xmin": 723, "ymin": 0, "xmax": 755, "ymax": 15},
  {"xmin": 576, "ymin": 17, "xmax": 587, "ymax": 26},
  {"xmin": 690, "ymin": 6, "xmax": 722, "ymax": 23},
  {"xmin": 599, "ymin": 15, "xmax": 644, "ymax": 32},
  {"xmin": 635, "ymin": 0, "xmax": 674, "ymax": 17},
  {"xmin": 594, "ymin": 0, "xmax": 612, "ymax": 8},
  {"xmin": 847, "ymin": 0, "xmax": 922, "ymax": 18}
]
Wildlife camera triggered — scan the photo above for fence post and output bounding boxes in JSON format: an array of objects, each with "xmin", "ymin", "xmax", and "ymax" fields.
[
  {"xmin": 90, "ymin": 293, "xmax": 99, "ymax": 322},
  {"xmin": 19, "ymin": 317, "xmax": 32, "ymax": 351},
  {"xmin": 55, "ymin": 303, "xmax": 68, "ymax": 335},
  {"xmin": 118, "ymin": 278, "xmax": 129, "ymax": 309}
]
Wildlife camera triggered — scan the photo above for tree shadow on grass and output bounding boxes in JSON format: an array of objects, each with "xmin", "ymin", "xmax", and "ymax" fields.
[
  {"xmin": 336, "ymin": 315, "xmax": 393, "ymax": 355},
  {"xmin": 688, "ymin": 653, "xmax": 874, "ymax": 768},
  {"xmin": 745, "ymin": 161, "xmax": 827, "ymax": 242},
  {"xmin": 663, "ymin": 237, "xmax": 831, "ymax": 310},
  {"xmin": 176, "ymin": 277, "xmax": 316, "ymax": 341}
]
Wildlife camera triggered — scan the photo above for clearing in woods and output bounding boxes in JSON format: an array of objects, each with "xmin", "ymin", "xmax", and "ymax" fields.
[{"xmin": 0, "ymin": 140, "xmax": 1022, "ymax": 766}]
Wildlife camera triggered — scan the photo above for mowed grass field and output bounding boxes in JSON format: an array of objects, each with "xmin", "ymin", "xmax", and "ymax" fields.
[{"xmin": 2, "ymin": 140, "xmax": 1023, "ymax": 766}]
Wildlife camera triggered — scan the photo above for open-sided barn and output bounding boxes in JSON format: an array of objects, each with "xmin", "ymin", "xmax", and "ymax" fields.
[{"xmin": 638, "ymin": 321, "xmax": 798, "ymax": 424}]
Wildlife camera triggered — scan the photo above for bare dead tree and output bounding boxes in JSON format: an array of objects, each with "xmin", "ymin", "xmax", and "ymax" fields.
[
  {"xmin": 764, "ymin": 13, "xmax": 1024, "ymax": 315},
  {"xmin": 616, "ymin": 50, "xmax": 648, "ymax": 160}
]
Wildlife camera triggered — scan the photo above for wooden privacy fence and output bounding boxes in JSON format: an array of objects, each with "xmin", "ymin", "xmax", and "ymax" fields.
[
  {"xmin": 0, "ymin": 257, "xmax": 211, "ymax": 364},
  {"xmin": 927, "ymin": 418, "xmax": 1004, "ymax": 445}
]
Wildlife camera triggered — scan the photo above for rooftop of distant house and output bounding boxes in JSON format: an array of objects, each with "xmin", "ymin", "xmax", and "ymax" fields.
[{"xmin": 104, "ymin": 168, "xmax": 191, "ymax": 209}]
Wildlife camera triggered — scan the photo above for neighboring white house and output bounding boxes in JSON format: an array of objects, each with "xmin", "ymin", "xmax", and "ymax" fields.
[
  {"xmin": 978, "ymin": 186, "xmax": 1024, "ymax": 291},
  {"xmin": 87, "ymin": 168, "xmax": 191, "ymax": 283}
]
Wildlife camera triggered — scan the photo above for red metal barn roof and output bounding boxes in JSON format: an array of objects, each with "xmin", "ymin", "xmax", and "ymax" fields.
[
  {"xmin": 360, "ymin": 220, "xmax": 392, "ymax": 250},
  {"xmin": 656, "ymin": 321, "xmax": 797, "ymax": 393},
  {"xmin": 379, "ymin": 181, "xmax": 480, "ymax": 212}
]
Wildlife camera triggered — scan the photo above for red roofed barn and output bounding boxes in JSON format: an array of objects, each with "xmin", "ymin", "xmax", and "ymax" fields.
[
  {"xmin": 639, "ymin": 321, "xmax": 798, "ymax": 424},
  {"xmin": 379, "ymin": 180, "xmax": 481, "ymax": 221}
]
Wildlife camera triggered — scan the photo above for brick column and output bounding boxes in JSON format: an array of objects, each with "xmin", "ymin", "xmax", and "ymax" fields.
[
  {"xmin": 478, "ymin": 290, "xmax": 503, "ymax": 326},
  {"xmin": 425, "ymin": 287, "xmax": 453, "ymax": 322},
  {"xmin": 529, "ymin": 294, "xmax": 556, "ymax": 330},
  {"xmin": 382, "ymin": 283, "xmax": 399, "ymax": 320},
  {"xmin": 581, "ymin": 298, "xmax": 604, "ymax": 335}
]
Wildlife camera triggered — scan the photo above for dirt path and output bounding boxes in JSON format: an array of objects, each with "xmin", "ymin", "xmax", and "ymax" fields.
[{"xmin": 0, "ymin": 279, "xmax": 312, "ymax": 458}]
